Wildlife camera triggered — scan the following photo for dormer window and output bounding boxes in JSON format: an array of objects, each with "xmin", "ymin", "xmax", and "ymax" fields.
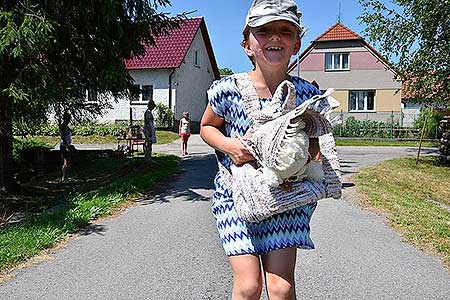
[{"xmin": 325, "ymin": 53, "xmax": 349, "ymax": 71}]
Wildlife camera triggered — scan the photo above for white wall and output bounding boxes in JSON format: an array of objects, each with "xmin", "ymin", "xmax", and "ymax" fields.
[
  {"xmin": 97, "ymin": 69, "xmax": 172, "ymax": 123},
  {"xmin": 97, "ymin": 30, "xmax": 216, "ymax": 124},
  {"xmin": 173, "ymin": 29, "xmax": 216, "ymax": 122}
]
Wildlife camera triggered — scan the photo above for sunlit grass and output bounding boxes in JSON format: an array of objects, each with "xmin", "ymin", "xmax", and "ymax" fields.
[
  {"xmin": 28, "ymin": 130, "xmax": 180, "ymax": 147},
  {"xmin": 336, "ymin": 139, "xmax": 439, "ymax": 147},
  {"xmin": 355, "ymin": 156, "xmax": 450, "ymax": 268},
  {"xmin": 0, "ymin": 154, "xmax": 179, "ymax": 272}
]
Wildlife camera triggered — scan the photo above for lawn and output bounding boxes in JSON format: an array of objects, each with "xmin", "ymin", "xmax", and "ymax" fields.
[
  {"xmin": 0, "ymin": 153, "xmax": 180, "ymax": 273},
  {"xmin": 335, "ymin": 138, "xmax": 439, "ymax": 148},
  {"xmin": 354, "ymin": 156, "xmax": 450, "ymax": 269},
  {"xmin": 33, "ymin": 130, "xmax": 180, "ymax": 146}
]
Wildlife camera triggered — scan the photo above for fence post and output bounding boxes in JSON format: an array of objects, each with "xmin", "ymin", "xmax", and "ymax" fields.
[
  {"xmin": 390, "ymin": 111, "xmax": 394, "ymax": 139},
  {"xmin": 340, "ymin": 110, "xmax": 344, "ymax": 136},
  {"xmin": 400, "ymin": 109, "xmax": 404, "ymax": 127}
]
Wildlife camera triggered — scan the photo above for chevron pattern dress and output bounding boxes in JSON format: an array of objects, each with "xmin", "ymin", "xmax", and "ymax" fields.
[{"xmin": 208, "ymin": 74, "xmax": 323, "ymax": 256}]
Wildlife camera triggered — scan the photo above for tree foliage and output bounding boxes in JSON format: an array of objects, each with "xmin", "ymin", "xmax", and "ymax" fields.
[
  {"xmin": 2, "ymin": 0, "xmax": 184, "ymax": 126},
  {"xmin": 219, "ymin": 67, "xmax": 234, "ymax": 76},
  {"xmin": 0, "ymin": 1, "xmax": 185, "ymax": 193},
  {"xmin": 359, "ymin": 0, "xmax": 450, "ymax": 106}
]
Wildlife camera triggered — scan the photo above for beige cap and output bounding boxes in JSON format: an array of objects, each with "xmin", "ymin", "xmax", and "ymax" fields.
[{"xmin": 244, "ymin": 0, "xmax": 305, "ymax": 36}]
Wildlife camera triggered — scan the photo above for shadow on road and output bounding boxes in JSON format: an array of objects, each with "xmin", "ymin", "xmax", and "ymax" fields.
[
  {"xmin": 404, "ymin": 147, "xmax": 439, "ymax": 155},
  {"xmin": 136, "ymin": 154, "xmax": 217, "ymax": 205},
  {"xmin": 339, "ymin": 159, "xmax": 358, "ymax": 176},
  {"xmin": 342, "ymin": 182, "xmax": 355, "ymax": 189},
  {"xmin": 77, "ymin": 223, "xmax": 107, "ymax": 236}
]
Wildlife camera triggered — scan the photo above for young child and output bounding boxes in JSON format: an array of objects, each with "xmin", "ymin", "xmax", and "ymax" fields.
[
  {"xmin": 178, "ymin": 111, "xmax": 191, "ymax": 156},
  {"xmin": 200, "ymin": 1, "xmax": 324, "ymax": 299}
]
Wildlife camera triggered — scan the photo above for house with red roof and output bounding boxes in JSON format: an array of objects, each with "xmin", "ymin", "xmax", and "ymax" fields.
[
  {"xmin": 289, "ymin": 23, "xmax": 417, "ymax": 126},
  {"xmin": 98, "ymin": 17, "xmax": 220, "ymax": 130}
]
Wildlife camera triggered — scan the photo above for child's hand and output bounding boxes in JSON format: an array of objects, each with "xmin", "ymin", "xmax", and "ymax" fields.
[
  {"xmin": 308, "ymin": 138, "xmax": 321, "ymax": 161},
  {"xmin": 226, "ymin": 137, "xmax": 255, "ymax": 165}
]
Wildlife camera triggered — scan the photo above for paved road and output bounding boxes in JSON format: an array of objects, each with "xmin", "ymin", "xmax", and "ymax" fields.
[{"xmin": 1, "ymin": 136, "xmax": 449, "ymax": 299}]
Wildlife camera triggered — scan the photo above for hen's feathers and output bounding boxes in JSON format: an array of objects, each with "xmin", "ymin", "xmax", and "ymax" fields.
[{"xmin": 245, "ymin": 81, "xmax": 334, "ymax": 186}]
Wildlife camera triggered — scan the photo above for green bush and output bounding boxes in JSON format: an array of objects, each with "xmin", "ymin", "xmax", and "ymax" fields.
[
  {"xmin": 333, "ymin": 117, "xmax": 418, "ymax": 139},
  {"xmin": 14, "ymin": 122, "xmax": 126, "ymax": 137},
  {"xmin": 154, "ymin": 103, "xmax": 174, "ymax": 128},
  {"xmin": 414, "ymin": 109, "xmax": 444, "ymax": 139},
  {"xmin": 13, "ymin": 123, "xmax": 60, "ymax": 136},
  {"xmin": 70, "ymin": 122, "xmax": 124, "ymax": 136},
  {"xmin": 13, "ymin": 138, "xmax": 52, "ymax": 164}
]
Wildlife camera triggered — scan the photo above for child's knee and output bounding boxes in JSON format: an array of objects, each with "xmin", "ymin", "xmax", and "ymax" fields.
[
  {"xmin": 266, "ymin": 276, "xmax": 295, "ymax": 299},
  {"xmin": 233, "ymin": 278, "xmax": 262, "ymax": 300}
]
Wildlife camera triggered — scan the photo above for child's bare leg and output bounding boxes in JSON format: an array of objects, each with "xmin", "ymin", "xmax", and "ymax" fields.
[
  {"xmin": 262, "ymin": 247, "xmax": 297, "ymax": 300},
  {"xmin": 61, "ymin": 158, "xmax": 69, "ymax": 182},
  {"xmin": 229, "ymin": 254, "xmax": 263, "ymax": 300},
  {"xmin": 181, "ymin": 139, "xmax": 184, "ymax": 155}
]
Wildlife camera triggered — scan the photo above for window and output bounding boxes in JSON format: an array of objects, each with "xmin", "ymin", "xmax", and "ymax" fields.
[
  {"xmin": 130, "ymin": 84, "xmax": 140, "ymax": 102},
  {"xmin": 87, "ymin": 89, "xmax": 97, "ymax": 102},
  {"xmin": 325, "ymin": 53, "xmax": 349, "ymax": 71},
  {"xmin": 348, "ymin": 91, "xmax": 375, "ymax": 111},
  {"xmin": 85, "ymin": 89, "xmax": 98, "ymax": 102},
  {"xmin": 194, "ymin": 50, "xmax": 200, "ymax": 67},
  {"xmin": 130, "ymin": 84, "xmax": 153, "ymax": 103},
  {"xmin": 142, "ymin": 85, "xmax": 153, "ymax": 101}
]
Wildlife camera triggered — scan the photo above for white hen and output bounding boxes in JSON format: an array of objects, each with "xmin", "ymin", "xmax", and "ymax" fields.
[{"xmin": 243, "ymin": 81, "xmax": 335, "ymax": 187}]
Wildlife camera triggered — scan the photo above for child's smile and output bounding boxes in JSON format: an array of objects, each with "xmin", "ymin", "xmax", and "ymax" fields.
[{"xmin": 246, "ymin": 20, "xmax": 300, "ymax": 67}]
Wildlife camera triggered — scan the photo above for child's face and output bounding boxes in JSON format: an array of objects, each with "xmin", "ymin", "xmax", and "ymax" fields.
[{"xmin": 243, "ymin": 20, "xmax": 300, "ymax": 68}]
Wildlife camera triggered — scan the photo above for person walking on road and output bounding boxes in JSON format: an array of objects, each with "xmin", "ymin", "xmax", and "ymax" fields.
[
  {"xmin": 200, "ymin": 1, "xmax": 326, "ymax": 299},
  {"xmin": 179, "ymin": 111, "xmax": 191, "ymax": 156},
  {"xmin": 144, "ymin": 100, "xmax": 157, "ymax": 161}
]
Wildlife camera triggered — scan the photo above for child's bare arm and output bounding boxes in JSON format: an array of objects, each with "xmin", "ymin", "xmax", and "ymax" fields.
[
  {"xmin": 200, "ymin": 104, "xmax": 254, "ymax": 165},
  {"xmin": 309, "ymin": 137, "xmax": 321, "ymax": 161}
]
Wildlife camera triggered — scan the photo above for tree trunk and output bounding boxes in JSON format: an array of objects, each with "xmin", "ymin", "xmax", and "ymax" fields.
[{"xmin": 0, "ymin": 94, "xmax": 17, "ymax": 195}]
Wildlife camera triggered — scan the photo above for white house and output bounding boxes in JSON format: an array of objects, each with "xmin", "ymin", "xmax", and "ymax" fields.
[{"xmin": 98, "ymin": 17, "xmax": 220, "ymax": 131}]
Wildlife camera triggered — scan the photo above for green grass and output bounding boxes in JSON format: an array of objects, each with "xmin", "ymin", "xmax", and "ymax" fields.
[
  {"xmin": 29, "ymin": 130, "xmax": 180, "ymax": 147},
  {"xmin": 354, "ymin": 156, "xmax": 450, "ymax": 268},
  {"xmin": 0, "ymin": 153, "xmax": 179, "ymax": 272},
  {"xmin": 336, "ymin": 139, "xmax": 439, "ymax": 147}
]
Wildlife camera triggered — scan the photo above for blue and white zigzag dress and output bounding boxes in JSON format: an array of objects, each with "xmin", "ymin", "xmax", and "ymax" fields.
[{"xmin": 208, "ymin": 73, "xmax": 323, "ymax": 256}]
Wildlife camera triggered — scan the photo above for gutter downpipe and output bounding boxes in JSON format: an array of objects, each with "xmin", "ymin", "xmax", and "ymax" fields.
[{"xmin": 169, "ymin": 68, "xmax": 175, "ymax": 129}]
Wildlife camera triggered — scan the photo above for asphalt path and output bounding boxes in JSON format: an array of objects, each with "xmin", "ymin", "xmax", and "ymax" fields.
[{"xmin": 1, "ymin": 136, "xmax": 449, "ymax": 299}]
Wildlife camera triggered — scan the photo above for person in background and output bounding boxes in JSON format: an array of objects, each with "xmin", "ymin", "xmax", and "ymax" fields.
[
  {"xmin": 178, "ymin": 111, "xmax": 191, "ymax": 156},
  {"xmin": 144, "ymin": 100, "xmax": 157, "ymax": 161},
  {"xmin": 59, "ymin": 112, "xmax": 73, "ymax": 183}
]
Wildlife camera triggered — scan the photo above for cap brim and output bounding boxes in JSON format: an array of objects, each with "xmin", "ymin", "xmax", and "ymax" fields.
[
  {"xmin": 249, "ymin": 15, "xmax": 300, "ymax": 28},
  {"xmin": 243, "ymin": 16, "xmax": 303, "ymax": 35}
]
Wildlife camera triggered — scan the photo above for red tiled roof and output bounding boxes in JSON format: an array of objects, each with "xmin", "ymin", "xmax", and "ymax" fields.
[
  {"xmin": 124, "ymin": 17, "xmax": 219, "ymax": 78},
  {"xmin": 315, "ymin": 23, "xmax": 362, "ymax": 41}
]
